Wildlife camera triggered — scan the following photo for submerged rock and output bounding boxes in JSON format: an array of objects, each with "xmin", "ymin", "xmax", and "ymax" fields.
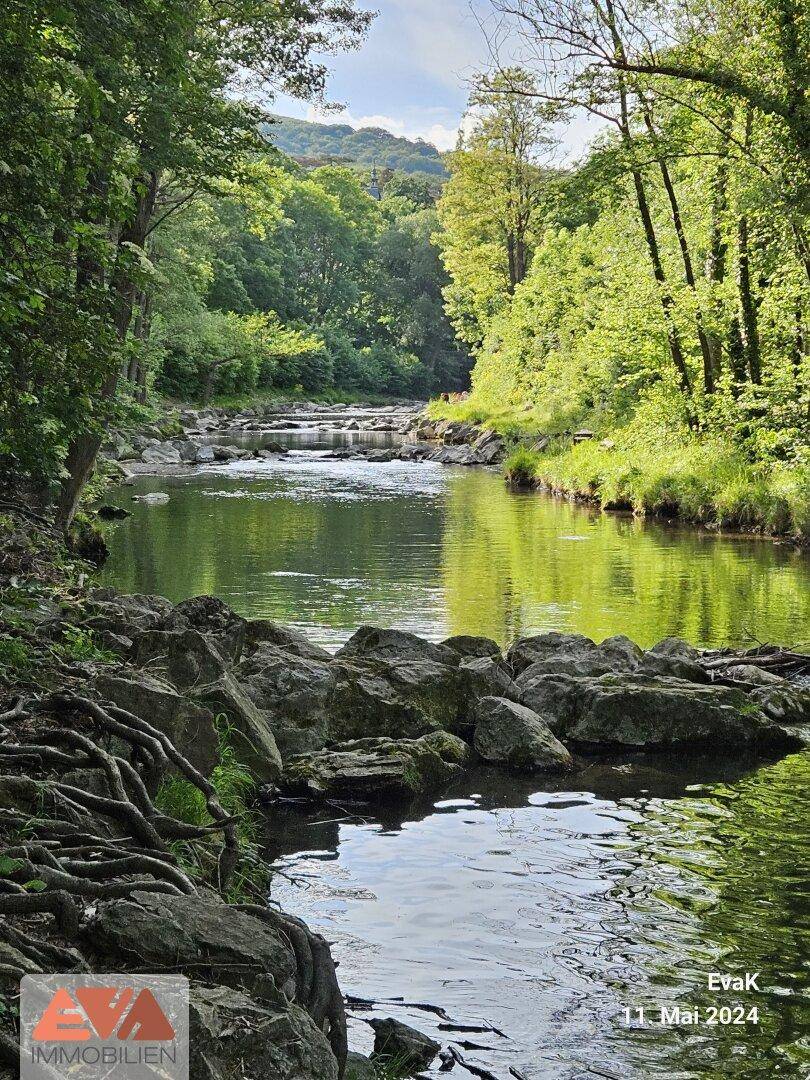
[
  {"xmin": 370, "ymin": 1017, "xmax": 440, "ymax": 1073},
  {"xmin": 473, "ymin": 696, "xmax": 573, "ymax": 772},
  {"xmin": 283, "ymin": 731, "xmax": 470, "ymax": 799}
]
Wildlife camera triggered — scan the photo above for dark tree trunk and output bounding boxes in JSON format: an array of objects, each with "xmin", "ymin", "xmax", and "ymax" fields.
[
  {"xmin": 641, "ymin": 108, "xmax": 715, "ymax": 393},
  {"xmin": 57, "ymin": 171, "xmax": 160, "ymax": 531},
  {"xmin": 705, "ymin": 109, "xmax": 732, "ymax": 386}
]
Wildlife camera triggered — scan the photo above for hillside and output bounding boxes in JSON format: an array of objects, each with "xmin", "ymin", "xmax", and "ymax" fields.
[{"xmin": 265, "ymin": 114, "xmax": 448, "ymax": 176}]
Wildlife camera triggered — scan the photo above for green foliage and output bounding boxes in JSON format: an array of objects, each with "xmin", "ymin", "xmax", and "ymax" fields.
[
  {"xmin": 54, "ymin": 626, "xmax": 117, "ymax": 664},
  {"xmin": 509, "ymin": 437, "xmax": 809, "ymax": 537},
  {"xmin": 0, "ymin": 637, "xmax": 32, "ymax": 673},
  {"xmin": 155, "ymin": 720, "xmax": 268, "ymax": 903}
]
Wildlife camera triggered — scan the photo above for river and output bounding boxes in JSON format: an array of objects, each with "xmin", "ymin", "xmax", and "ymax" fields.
[{"xmin": 103, "ymin": 430, "xmax": 810, "ymax": 1079}]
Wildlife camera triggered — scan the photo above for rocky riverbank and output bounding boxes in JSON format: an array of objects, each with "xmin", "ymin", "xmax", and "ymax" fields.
[
  {"xmin": 103, "ymin": 403, "xmax": 510, "ymax": 474},
  {"xmin": 2, "ymin": 563, "xmax": 808, "ymax": 1077}
]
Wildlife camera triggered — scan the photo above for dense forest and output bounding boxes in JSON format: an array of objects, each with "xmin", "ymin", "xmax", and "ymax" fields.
[
  {"xmin": 432, "ymin": 3, "xmax": 809, "ymax": 535},
  {"xmin": 0, "ymin": 0, "xmax": 807, "ymax": 538},
  {"xmin": 266, "ymin": 114, "xmax": 448, "ymax": 176}
]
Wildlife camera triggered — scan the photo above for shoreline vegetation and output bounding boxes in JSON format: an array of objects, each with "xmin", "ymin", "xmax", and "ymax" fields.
[{"xmin": 426, "ymin": 399, "xmax": 809, "ymax": 542}]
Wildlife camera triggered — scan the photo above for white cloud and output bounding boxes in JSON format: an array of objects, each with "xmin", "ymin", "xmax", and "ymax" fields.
[{"xmin": 305, "ymin": 105, "xmax": 461, "ymax": 152}]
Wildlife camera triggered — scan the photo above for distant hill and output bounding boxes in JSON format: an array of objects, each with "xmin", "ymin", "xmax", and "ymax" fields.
[{"xmin": 265, "ymin": 115, "xmax": 448, "ymax": 177}]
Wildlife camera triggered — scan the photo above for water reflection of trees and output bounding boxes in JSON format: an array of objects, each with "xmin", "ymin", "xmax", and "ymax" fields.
[
  {"xmin": 608, "ymin": 752, "xmax": 810, "ymax": 1076},
  {"xmin": 440, "ymin": 473, "xmax": 809, "ymax": 647}
]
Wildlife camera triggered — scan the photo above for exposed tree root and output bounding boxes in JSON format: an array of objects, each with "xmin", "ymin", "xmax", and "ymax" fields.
[{"xmin": 235, "ymin": 903, "xmax": 348, "ymax": 1077}]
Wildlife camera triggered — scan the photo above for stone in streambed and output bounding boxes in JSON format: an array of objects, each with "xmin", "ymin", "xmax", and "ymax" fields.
[
  {"xmin": 473, "ymin": 696, "xmax": 573, "ymax": 772},
  {"xmin": 370, "ymin": 1017, "xmax": 440, "ymax": 1073},
  {"xmin": 282, "ymin": 731, "xmax": 470, "ymax": 800}
]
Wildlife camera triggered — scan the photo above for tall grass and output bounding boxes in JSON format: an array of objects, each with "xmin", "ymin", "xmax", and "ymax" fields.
[
  {"xmin": 156, "ymin": 720, "xmax": 269, "ymax": 902},
  {"xmin": 503, "ymin": 440, "xmax": 808, "ymax": 538}
]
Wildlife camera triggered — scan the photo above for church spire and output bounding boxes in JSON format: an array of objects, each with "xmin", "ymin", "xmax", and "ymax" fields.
[{"xmin": 368, "ymin": 163, "xmax": 381, "ymax": 201}]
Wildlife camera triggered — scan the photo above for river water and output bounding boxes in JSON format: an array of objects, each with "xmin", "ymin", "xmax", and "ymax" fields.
[{"xmin": 103, "ymin": 430, "xmax": 810, "ymax": 1079}]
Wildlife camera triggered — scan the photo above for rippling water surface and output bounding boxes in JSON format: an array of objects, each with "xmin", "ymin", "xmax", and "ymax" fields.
[{"xmin": 102, "ymin": 432, "xmax": 810, "ymax": 1077}]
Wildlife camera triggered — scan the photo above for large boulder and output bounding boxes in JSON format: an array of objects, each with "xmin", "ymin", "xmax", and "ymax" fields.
[
  {"xmin": 164, "ymin": 595, "xmax": 246, "ymax": 662},
  {"xmin": 86, "ymin": 891, "xmax": 296, "ymax": 1002},
  {"xmin": 441, "ymin": 634, "xmax": 502, "ymax": 660},
  {"xmin": 190, "ymin": 985, "xmax": 338, "ymax": 1080},
  {"xmin": 131, "ymin": 628, "xmax": 229, "ymax": 690},
  {"xmin": 245, "ymin": 620, "xmax": 333, "ymax": 663},
  {"xmin": 336, "ymin": 626, "xmax": 458, "ymax": 668},
  {"xmin": 638, "ymin": 637, "xmax": 709, "ymax": 683},
  {"xmin": 520, "ymin": 672, "xmax": 804, "ymax": 751},
  {"xmin": 93, "ymin": 671, "xmax": 219, "ymax": 775},
  {"xmin": 506, "ymin": 631, "xmax": 641, "ymax": 678},
  {"xmin": 189, "ymin": 672, "xmax": 282, "ymax": 782},
  {"xmin": 370, "ymin": 1018, "xmax": 440, "ymax": 1073},
  {"xmin": 283, "ymin": 731, "xmax": 470, "ymax": 800},
  {"xmin": 473, "ymin": 696, "xmax": 573, "ymax": 772},
  {"xmin": 327, "ymin": 659, "xmax": 463, "ymax": 741},
  {"xmin": 236, "ymin": 647, "xmax": 338, "ymax": 755},
  {"xmin": 82, "ymin": 590, "xmax": 175, "ymax": 635}
]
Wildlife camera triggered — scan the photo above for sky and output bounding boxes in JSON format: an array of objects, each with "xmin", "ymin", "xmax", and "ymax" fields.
[{"xmin": 272, "ymin": 0, "xmax": 603, "ymax": 160}]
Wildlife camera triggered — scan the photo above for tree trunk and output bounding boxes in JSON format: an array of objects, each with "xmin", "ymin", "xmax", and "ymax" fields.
[
  {"xmin": 602, "ymin": 0, "xmax": 693, "ymax": 409},
  {"xmin": 736, "ymin": 110, "xmax": 761, "ymax": 385},
  {"xmin": 705, "ymin": 109, "xmax": 732, "ymax": 386},
  {"xmin": 57, "ymin": 170, "xmax": 160, "ymax": 531},
  {"xmin": 641, "ymin": 107, "xmax": 715, "ymax": 393}
]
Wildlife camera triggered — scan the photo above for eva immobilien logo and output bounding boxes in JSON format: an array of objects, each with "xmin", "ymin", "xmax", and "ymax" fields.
[{"xmin": 20, "ymin": 975, "xmax": 189, "ymax": 1079}]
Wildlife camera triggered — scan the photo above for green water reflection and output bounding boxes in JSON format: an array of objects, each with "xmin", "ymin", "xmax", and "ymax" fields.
[{"xmin": 103, "ymin": 458, "xmax": 809, "ymax": 648}]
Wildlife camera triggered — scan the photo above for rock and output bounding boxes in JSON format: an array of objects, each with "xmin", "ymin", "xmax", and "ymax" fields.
[
  {"xmin": 370, "ymin": 1018, "xmax": 440, "ymax": 1073},
  {"xmin": 94, "ymin": 671, "xmax": 219, "ymax": 775},
  {"xmin": 328, "ymin": 658, "xmax": 463, "ymax": 741},
  {"xmin": 96, "ymin": 504, "xmax": 131, "ymax": 520},
  {"xmin": 190, "ymin": 672, "xmax": 282, "ymax": 782},
  {"xmin": 638, "ymin": 637, "xmax": 709, "ymax": 683},
  {"xmin": 141, "ymin": 443, "xmax": 182, "ymax": 464},
  {"xmin": 366, "ymin": 448, "xmax": 397, "ymax": 463},
  {"xmin": 195, "ymin": 445, "xmax": 216, "ymax": 463},
  {"xmin": 345, "ymin": 1051, "xmax": 376, "ymax": 1080},
  {"xmin": 521, "ymin": 672, "xmax": 804, "ymax": 751},
  {"xmin": 189, "ymin": 985, "xmax": 338, "ymax": 1080},
  {"xmin": 236, "ymin": 648, "xmax": 337, "ymax": 755},
  {"xmin": 83, "ymin": 590, "xmax": 175, "ymax": 634},
  {"xmin": 724, "ymin": 664, "xmax": 785, "ymax": 686},
  {"xmin": 337, "ymin": 626, "xmax": 458, "ymax": 668},
  {"xmin": 245, "ymin": 620, "xmax": 333, "ymax": 662},
  {"xmin": 442, "ymin": 634, "xmax": 502, "ymax": 660},
  {"xmin": 473, "ymin": 696, "xmax": 573, "ymax": 772},
  {"xmin": 428, "ymin": 444, "xmax": 482, "ymax": 466},
  {"xmin": 131, "ymin": 628, "xmax": 229, "ymax": 689},
  {"xmin": 167, "ymin": 595, "xmax": 246, "ymax": 662},
  {"xmin": 87, "ymin": 891, "xmax": 296, "ymax": 1002},
  {"xmin": 132, "ymin": 491, "xmax": 170, "ymax": 504},
  {"xmin": 507, "ymin": 631, "xmax": 641, "ymax": 678},
  {"xmin": 749, "ymin": 683, "xmax": 810, "ymax": 726},
  {"xmin": 283, "ymin": 731, "xmax": 470, "ymax": 800}
]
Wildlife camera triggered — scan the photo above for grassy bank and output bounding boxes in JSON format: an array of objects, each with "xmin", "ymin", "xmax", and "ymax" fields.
[
  {"xmin": 505, "ymin": 440, "xmax": 809, "ymax": 539},
  {"xmin": 427, "ymin": 400, "xmax": 808, "ymax": 540}
]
